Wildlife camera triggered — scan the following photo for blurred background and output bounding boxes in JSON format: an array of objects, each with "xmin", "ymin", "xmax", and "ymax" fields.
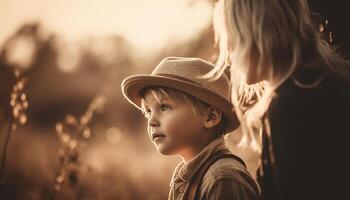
[
  {"xmin": 0, "ymin": 0, "xmax": 348, "ymax": 199},
  {"xmin": 0, "ymin": 1, "xmax": 259, "ymax": 199}
]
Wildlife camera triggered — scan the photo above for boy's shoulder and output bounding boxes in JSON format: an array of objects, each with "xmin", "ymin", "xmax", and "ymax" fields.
[
  {"xmin": 203, "ymin": 156, "xmax": 251, "ymax": 183},
  {"xmin": 199, "ymin": 155, "xmax": 260, "ymax": 198}
]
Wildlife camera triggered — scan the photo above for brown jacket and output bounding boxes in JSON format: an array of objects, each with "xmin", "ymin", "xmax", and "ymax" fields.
[{"xmin": 168, "ymin": 137, "xmax": 260, "ymax": 200}]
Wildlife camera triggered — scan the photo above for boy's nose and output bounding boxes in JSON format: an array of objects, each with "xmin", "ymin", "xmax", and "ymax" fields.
[{"xmin": 148, "ymin": 115, "xmax": 160, "ymax": 127}]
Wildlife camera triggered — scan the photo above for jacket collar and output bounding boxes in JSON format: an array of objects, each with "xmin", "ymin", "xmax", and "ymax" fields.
[{"xmin": 170, "ymin": 137, "xmax": 228, "ymax": 185}]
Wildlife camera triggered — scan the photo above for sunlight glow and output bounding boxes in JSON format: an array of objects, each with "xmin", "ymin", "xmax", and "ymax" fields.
[
  {"xmin": 3, "ymin": 35, "xmax": 36, "ymax": 70},
  {"xmin": 0, "ymin": 0, "xmax": 212, "ymax": 52},
  {"xmin": 105, "ymin": 127, "xmax": 123, "ymax": 144}
]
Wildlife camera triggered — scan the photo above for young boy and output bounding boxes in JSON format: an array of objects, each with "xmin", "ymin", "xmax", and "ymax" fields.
[{"xmin": 121, "ymin": 57, "xmax": 260, "ymax": 200}]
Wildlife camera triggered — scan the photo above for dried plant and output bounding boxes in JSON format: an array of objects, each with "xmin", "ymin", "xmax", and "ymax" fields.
[
  {"xmin": 0, "ymin": 69, "xmax": 29, "ymax": 185},
  {"xmin": 49, "ymin": 95, "xmax": 106, "ymax": 199}
]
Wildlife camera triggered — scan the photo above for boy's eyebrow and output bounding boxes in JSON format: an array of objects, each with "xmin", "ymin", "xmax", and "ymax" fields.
[{"xmin": 159, "ymin": 98, "xmax": 173, "ymax": 104}]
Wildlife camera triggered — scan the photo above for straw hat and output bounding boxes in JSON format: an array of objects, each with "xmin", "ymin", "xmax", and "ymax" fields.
[{"xmin": 121, "ymin": 57, "xmax": 239, "ymax": 132}]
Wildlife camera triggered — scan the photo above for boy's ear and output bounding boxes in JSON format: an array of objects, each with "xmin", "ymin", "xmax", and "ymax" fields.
[{"xmin": 204, "ymin": 107, "xmax": 222, "ymax": 129}]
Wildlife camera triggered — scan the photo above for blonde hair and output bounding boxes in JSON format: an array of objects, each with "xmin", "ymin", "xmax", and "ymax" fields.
[
  {"xmin": 140, "ymin": 86, "xmax": 228, "ymax": 135},
  {"xmin": 210, "ymin": 0, "xmax": 350, "ymax": 151}
]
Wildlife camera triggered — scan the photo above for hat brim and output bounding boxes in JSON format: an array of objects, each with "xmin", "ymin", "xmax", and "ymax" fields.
[{"xmin": 121, "ymin": 74, "xmax": 240, "ymax": 132}]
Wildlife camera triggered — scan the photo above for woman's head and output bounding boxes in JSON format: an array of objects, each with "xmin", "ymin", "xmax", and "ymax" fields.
[
  {"xmin": 212, "ymin": 0, "xmax": 350, "ymax": 151},
  {"xmin": 214, "ymin": 0, "xmax": 318, "ymax": 85}
]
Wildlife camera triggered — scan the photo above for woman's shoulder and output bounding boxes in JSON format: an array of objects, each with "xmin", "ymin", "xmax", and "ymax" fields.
[
  {"xmin": 275, "ymin": 66, "xmax": 350, "ymax": 103},
  {"xmin": 269, "ymin": 65, "xmax": 350, "ymax": 129}
]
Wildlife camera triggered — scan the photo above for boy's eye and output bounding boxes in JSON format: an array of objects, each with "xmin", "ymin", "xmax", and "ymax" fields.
[{"xmin": 160, "ymin": 104, "xmax": 171, "ymax": 112}]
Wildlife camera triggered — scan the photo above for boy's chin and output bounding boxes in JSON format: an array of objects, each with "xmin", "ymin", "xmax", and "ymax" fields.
[{"xmin": 155, "ymin": 145, "xmax": 175, "ymax": 156}]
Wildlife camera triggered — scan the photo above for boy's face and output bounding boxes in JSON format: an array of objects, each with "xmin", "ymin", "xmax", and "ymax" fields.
[{"xmin": 141, "ymin": 90, "xmax": 207, "ymax": 160}]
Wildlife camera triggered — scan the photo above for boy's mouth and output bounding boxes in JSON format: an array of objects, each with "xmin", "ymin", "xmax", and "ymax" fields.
[{"xmin": 151, "ymin": 133, "xmax": 166, "ymax": 141}]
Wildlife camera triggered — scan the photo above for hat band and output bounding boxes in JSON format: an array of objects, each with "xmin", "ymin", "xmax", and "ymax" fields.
[{"xmin": 155, "ymin": 73, "xmax": 202, "ymax": 86}]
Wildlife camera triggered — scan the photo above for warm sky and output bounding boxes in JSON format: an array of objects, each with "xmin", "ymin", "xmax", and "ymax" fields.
[{"xmin": 0, "ymin": 0, "xmax": 213, "ymax": 52}]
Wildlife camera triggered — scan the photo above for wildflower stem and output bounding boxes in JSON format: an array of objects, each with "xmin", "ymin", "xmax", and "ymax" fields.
[{"xmin": 0, "ymin": 117, "xmax": 13, "ymax": 184}]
